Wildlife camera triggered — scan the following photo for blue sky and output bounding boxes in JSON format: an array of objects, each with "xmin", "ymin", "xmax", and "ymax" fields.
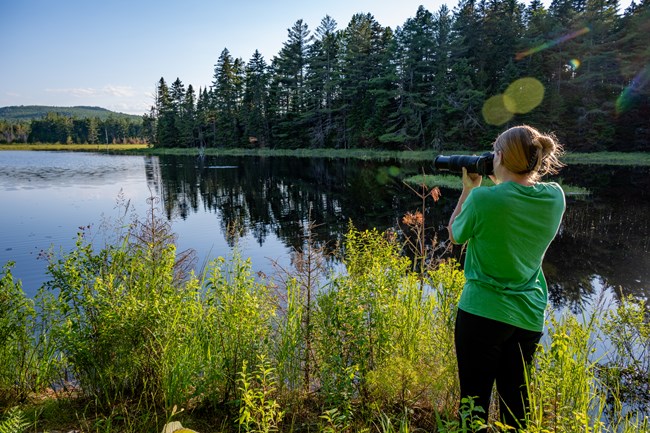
[{"xmin": 1, "ymin": 0, "xmax": 632, "ymax": 115}]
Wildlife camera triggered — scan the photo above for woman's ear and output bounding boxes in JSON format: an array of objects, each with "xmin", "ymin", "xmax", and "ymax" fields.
[{"xmin": 494, "ymin": 150, "xmax": 502, "ymax": 165}]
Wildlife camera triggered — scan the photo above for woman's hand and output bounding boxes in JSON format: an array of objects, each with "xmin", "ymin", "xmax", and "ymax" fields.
[
  {"xmin": 449, "ymin": 168, "xmax": 481, "ymax": 244},
  {"xmin": 462, "ymin": 167, "xmax": 482, "ymax": 191}
]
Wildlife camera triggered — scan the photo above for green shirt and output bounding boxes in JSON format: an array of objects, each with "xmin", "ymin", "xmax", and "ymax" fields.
[{"xmin": 451, "ymin": 181, "xmax": 565, "ymax": 331}]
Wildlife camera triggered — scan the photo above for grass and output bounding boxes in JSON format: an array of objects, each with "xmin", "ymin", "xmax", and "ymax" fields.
[
  {"xmin": 2, "ymin": 144, "xmax": 649, "ymax": 166},
  {"xmin": 563, "ymin": 151, "xmax": 650, "ymax": 166},
  {"xmin": 0, "ymin": 143, "xmax": 149, "ymax": 151},
  {"xmin": 403, "ymin": 173, "xmax": 591, "ymax": 196},
  {"xmin": 125, "ymin": 147, "xmax": 650, "ymax": 167}
]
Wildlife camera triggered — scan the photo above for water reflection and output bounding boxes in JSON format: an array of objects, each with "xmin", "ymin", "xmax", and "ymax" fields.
[{"xmin": 146, "ymin": 154, "xmax": 649, "ymax": 311}]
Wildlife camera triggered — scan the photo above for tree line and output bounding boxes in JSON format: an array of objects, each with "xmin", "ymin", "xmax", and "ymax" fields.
[
  {"xmin": 149, "ymin": 0, "xmax": 649, "ymax": 152},
  {"xmin": 3, "ymin": 0, "xmax": 647, "ymax": 150},
  {"xmin": 0, "ymin": 113, "xmax": 145, "ymax": 144}
]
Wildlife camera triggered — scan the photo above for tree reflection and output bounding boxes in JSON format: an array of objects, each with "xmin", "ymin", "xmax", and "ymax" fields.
[{"xmin": 144, "ymin": 154, "xmax": 650, "ymax": 310}]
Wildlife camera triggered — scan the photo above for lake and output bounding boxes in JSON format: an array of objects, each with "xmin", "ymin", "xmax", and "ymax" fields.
[{"xmin": 1, "ymin": 150, "xmax": 648, "ymax": 312}]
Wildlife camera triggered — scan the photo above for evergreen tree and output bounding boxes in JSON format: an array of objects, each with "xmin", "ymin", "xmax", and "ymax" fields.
[
  {"xmin": 242, "ymin": 50, "xmax": 270, "ymax": 147},
  {"xmin": 430, "ymin": 5, "xmax": 454, "ymax": 148},
  {"xmin": 140, "ymin": 3, "xmax": 647, "ymax": 152},
  {"xmin": 304, "ymin": 15, "xmax": 342, "ymax": 148},
  {"xmin": 87, "ymin": 117, "xmax": 99, "ymax": 144},
  {"xmin": 270, "ymin": 19, "xmax": 313, "ymax": 147},
  {"xmin": 155, "ymin": 77, "xmax": 176, "ymax": 147},
  {"xmin": 390, "ymin": 6, "xmax": 437, "ymax": 147},
  {"xmin": 339, "ymin": 13, "xmax": 392, "ymax": 148},
  {"xmin": 179, "ymin": 84, "xmax": 197, "ymax": 147},
  {"xmin": 613, "ymin": 0, "xmax": 650, "ymax": 149},
  {"xmin": 212, "ymin": 48, "xmax": 244, "ymax": 147},
  {"xmin": 481, "ymin": 0, "xmax": 525, "ymax": 93}
]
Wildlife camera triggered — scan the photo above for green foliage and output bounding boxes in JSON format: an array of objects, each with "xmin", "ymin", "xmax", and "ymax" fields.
[
  {"xmin": 527, "ymin": 311, "xmax": 605, "ymax": 432},
  {"xmin": 1, "ymin": 205, "xmax": 649, "ymax": 432},
  {"xmin": 0, "ymin": 407, "xmax": 29, "ymax": 433},
  {"xmin": 44, "ymin": 233, "xmax": 186, "ymax": 407},
  {"xmin": 150, "ymin": 2, "xmax": 649, "ymax": 150},
  {"xmin": 0, "ymin": 263, "xmax": 34, "ymax": 402},
  {"xmin": 436, "ymin": 397, "xmax": 489, "ymax": 433},
  {"xmin": 0, "ymin": 105, "xmax": 141, "ymax": 122},
  {"xmin": 314, "ymin": 226, "xmax": 411, "ymax": 406},
  {"xmin": 40, "ymin": 201, "xmax": 203, "ymax": 413},
  {"xmin": 599, "ymin": 295, "xmax": 650, "ymax": 418},
  {"xmin": 0, "ymin": 263, "xmax": 57, "ymax": 405},
  {"xmin": 22, "ymin": 111, "xmax": 144, "ymax": 144},
  {"xmin": 238, "ymin": 355, "xmax": 284, "ymax": 433},
  {"xmin": 196, "ymin": 252, "xmax": 274, "ymax": 406}
]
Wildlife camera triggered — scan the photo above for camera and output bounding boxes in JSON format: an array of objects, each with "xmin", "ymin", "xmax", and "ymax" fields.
[{"xmin": 434, "ymin": 152, "xmax": 494, "ymax": 176}]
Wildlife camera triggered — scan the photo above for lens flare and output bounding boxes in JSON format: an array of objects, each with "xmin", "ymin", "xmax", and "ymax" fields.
[
  {"xmin": 569, "ymin": 59, "xmax": 581, "ymax": 70},
  {"xmin": 616, "ymin": 65, "xmax": 650, "ymax": 114},
  {"xmin": 482, "ymin": 77, "xmax": 545, "ymax": 125},
  {"xmin": 482, "ymin": 95, "xmax": 514, "ymax": 126},
  {"xmin": 503, "ymin": 78, "xmax": 545, "ymax": 114},
  {"xmin": 516, "ymin": 27, "xmax": 591, "ymax": 60}
]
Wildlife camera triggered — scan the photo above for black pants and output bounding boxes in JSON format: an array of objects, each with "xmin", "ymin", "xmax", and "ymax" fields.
[{"xmin": 454, "ymin": 308, "xmax": 542, "ymax": 430}]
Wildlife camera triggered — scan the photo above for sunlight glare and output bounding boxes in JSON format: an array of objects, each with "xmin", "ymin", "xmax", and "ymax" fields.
[
  {"xmin": 616, "ymin": 65, "xmax": 650, "ymax": 114},
  {"xmin": 482, "ymin": 95, "xmax": 514, "ymax": 126},
  {"xmin": 503, "ymin": 77, "xmax": 545, "ymax": 114},
  {"xmin": 515, "ymin": 27, "xmax": 591, "ymax": 60}
]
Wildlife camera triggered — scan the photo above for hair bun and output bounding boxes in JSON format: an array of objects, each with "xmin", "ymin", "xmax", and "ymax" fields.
[{"xmin": 536, "ymin": 135, "xmax": 555, "ymax": 155}]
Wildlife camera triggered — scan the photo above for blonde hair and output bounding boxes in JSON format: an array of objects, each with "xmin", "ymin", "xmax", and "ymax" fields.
[{"xmin": 494, "ymin": 125, "xmax": 565, "ymax": 181}]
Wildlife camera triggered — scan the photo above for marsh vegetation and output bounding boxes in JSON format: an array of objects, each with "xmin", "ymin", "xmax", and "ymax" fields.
[{"xmin": 1, "ymin": 190, "xmax": 648, "ymax": 432}]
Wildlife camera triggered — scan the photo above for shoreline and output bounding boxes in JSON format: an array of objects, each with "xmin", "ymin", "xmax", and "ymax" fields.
[{"xmin": 1, "ymin": 143, "xmax": 649, "ymax": 165}]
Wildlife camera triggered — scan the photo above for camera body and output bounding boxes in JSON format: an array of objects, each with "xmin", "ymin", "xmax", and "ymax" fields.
[{"xmin": 434, "ymin": 152, "xmax": 494, "ymax": 176}]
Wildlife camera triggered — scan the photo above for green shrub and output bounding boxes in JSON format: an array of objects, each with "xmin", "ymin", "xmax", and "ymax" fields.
[
  {"xmin": 195, "ymin": 252, "xmax": 274, "ymax": 407},
  {"xmin": 0, "ymin": 263, "xmax": 56, "ymax": 405}
]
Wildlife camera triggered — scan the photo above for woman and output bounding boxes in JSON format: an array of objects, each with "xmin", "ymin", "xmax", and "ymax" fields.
[{"xmin": 448, "ymin": 125, "xmax": 566, "ymax": 430}]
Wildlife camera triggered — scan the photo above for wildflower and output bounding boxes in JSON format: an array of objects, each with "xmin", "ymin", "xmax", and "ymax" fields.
[{"xmin": 402, "ymin": 211, "xmax": 424, "ymax": 227}]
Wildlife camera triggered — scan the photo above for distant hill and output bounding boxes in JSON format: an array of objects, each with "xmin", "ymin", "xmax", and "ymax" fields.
[{"xmin": 0, "ymin": 105, "xmax": 142, "ymax": 122}]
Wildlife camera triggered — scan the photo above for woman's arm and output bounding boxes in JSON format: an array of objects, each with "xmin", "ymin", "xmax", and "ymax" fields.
[{"xmin": 448, "ymin": 167, "xmax": 482, "ymax": 244}]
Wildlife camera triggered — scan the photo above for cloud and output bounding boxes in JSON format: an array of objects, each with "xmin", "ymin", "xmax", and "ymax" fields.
[
  {"xmin": 46, "ymin": 87, "xmax": 98, "ymax": 97},
  {"xmin": 45, "ymin": 85, "xmax": 136, "ymax": 98},
  {"xmin": 103, "ymin": 85, "xmax": 135, "ymax": 97},
  {"xmin": 106, "ymin": 101, "xmax": 150, "ymax": 115}
]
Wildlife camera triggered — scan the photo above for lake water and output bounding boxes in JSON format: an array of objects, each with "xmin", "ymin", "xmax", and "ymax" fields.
[{"xmin": 1, "ymin": 150, "xmax": 648, "ymax": 312}]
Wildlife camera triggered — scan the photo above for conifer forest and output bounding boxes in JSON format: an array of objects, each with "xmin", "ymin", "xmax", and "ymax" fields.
[
  {"xmin": 146, "ymin": 0, "xmax": 649, "ymax": 152},
  {"xmin": 3, "ymin": 0, "xmax": 649, "ymax": 151}
]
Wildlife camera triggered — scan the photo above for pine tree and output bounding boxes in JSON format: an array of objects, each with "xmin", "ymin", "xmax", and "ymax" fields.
[
  {"xmin": 269, "ymin": 19, "xmax": 313, "ymax": 147},
  {"xmin": 339, "ymin": 13, "xmax": 392, "ymax": 148},
  {"xmin": 390, "ymin": 6, "xmax": 437, "ymax": 148},
  {"xmin": 304, "ymin": 15, "xmax": 341, "ymax": 147},
  {"xmin": 179, "ymin": 84, "xmax": 197, "ymax": 147},
  {"xmin": 212, "ymin": 48, "xmax": 244, "ymax": 147},
  {"xmin": 155, "ymin": 77, "xmax": 176, "ymax": 147},
  {"xmin": 430, "ymin": 5, "xmax": 454, "ymax": 148},
  {"xmin": 242, "ymin": 50, "xmax": 270, "ymax": 147}
]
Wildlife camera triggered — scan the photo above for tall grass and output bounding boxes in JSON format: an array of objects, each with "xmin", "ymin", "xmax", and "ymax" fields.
[{"xmin": 0, "ymin": 197, "xmax": 648, "ymax": 432}]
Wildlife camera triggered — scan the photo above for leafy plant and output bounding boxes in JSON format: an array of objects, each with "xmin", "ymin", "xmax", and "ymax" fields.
[
  {"xmin": 0, "ymin": 407, "xmax": 29, "ymax": 433},
  {"xmin": 0, "ymin": 263, "xmax": 56, "ymax": 405},
  {"xmin": 435, "ymin": 397, "xmax": 488, "ymax": 433},
  {"xmin": 197, "ymin": 250, "xmax": 274, "ymax": 406},
  {"xmin": 238, "ymin": 355, "xmax": 284, "ymax": 433}
]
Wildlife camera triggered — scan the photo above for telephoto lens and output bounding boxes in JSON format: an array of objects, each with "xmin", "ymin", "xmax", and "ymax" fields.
[{"xmin": 434, "ymin": 152, "xmax": 494, "ymax": 176}]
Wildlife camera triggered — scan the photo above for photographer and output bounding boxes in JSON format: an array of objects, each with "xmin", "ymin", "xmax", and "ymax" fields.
[{"xmin": 447, "ymin": 125, "xmax": 566, "ymax": 430}]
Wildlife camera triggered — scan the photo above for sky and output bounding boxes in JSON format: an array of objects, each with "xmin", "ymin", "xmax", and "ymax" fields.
[{"xmin": 1, "ymin": 0, "xmax": 634, "ymax": 116}]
